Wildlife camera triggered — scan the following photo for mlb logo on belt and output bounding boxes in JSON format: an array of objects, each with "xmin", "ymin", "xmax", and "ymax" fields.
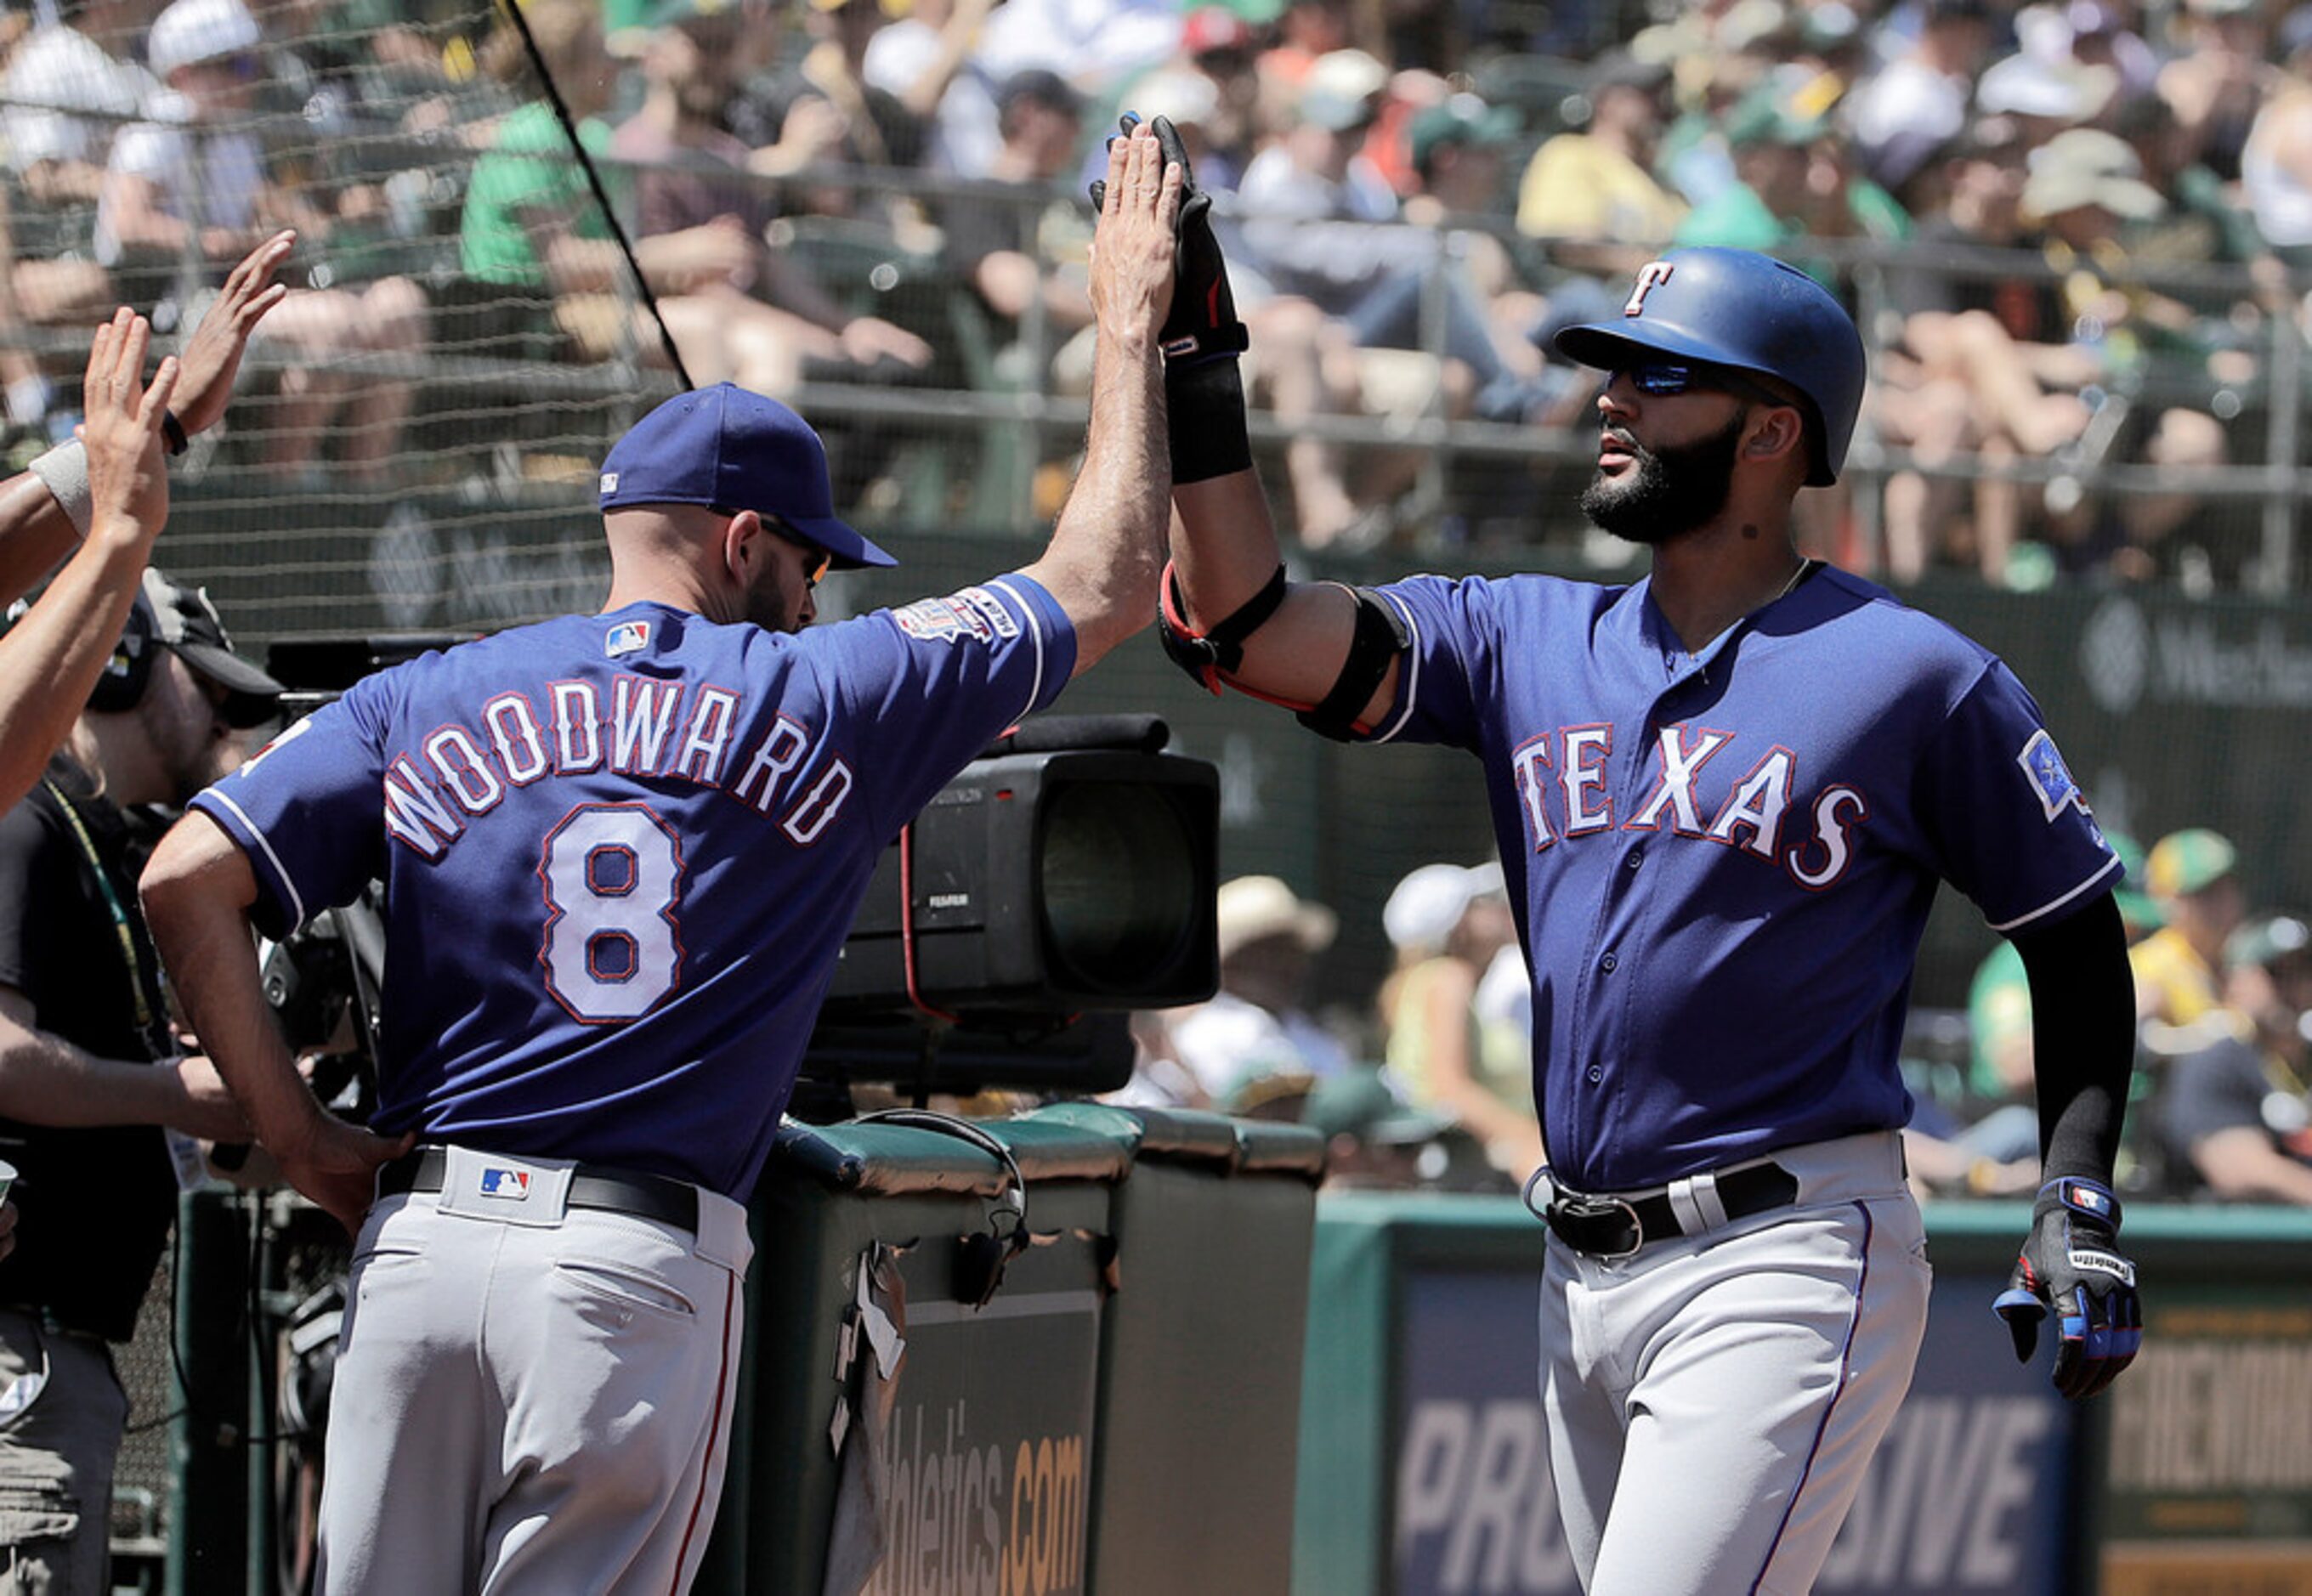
[
  {"xmin": 606, "ymin": 620, "xmax": 651, "ymax": 658},
  {"xmin": 479, "ymin": 1168, "xmax": 530, "ymax": 1200}
]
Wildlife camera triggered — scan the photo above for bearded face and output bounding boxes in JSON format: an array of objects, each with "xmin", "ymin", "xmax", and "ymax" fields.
[{"xmin": 1578, "ymin": 408, "xmax": 1749, "ymax": 546}]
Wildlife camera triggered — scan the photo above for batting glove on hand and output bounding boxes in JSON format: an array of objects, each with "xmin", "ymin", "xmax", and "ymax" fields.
[
  {"xmin": 1091, "ymin": 114, "xmax": 1249, "ymax": 367},
  {"xmin": 1992, "ymin": 1176, "xmax": 2142, "ymax": 1400}
]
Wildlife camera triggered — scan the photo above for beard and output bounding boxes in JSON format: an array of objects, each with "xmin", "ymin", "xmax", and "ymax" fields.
[{"xmin": 1578, "ymin": 410, "xmax": 1748, "ymax": 546}]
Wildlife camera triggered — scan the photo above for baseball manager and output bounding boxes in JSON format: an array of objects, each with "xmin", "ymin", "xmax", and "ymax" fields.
[{"xmin": 140, "ymin": 127, "xmax": 1186, "ymax": 1596}]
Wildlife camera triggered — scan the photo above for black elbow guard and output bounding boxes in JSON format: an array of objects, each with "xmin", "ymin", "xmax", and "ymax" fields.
[
  {"xmin": 1157, "ymin": 560, "xmax": 1288, "ymax": 693},
  {"xmin": 1295, "ymin": 585, "xmax": 1408, "ymax": 740}
]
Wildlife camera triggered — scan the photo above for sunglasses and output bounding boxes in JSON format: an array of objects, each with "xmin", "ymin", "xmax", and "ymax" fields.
[
  {"xmin": 767, "ymin": 516, "xmax": 833, "ymax": 588},
  {"xmin": 722, "ymin": 507, "xmax": 832, "ymax": 587},
  {"xmin": 1621, "ymin": 363, "xmax": 1792, "ymax": 409}
]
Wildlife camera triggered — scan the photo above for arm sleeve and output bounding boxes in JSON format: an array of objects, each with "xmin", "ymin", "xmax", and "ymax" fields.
[
  {"xmin": 186, "ymin": 686, "xmax": 394, "ymax": 941},
  {"xmin": 2012, "ymin": 890, "xmax": 2135, "ymax": 1183},
  {"xmin": 822, "ymin": 573, "xmax": 1078, "ymax": 838}
]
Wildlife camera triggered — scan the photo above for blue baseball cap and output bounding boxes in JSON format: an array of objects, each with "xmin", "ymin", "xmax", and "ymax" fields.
[{"xmin": 598, "ymin": 382, "xmax": 897, "ymax": 569}]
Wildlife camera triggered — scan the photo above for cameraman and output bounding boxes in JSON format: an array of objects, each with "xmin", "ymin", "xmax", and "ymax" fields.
[{"xmin": 0, "ymin": 567, "xmax": 280, "ymax": 1593}]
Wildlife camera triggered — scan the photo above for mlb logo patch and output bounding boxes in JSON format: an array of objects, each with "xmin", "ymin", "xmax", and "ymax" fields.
[
  {"xmin": 478, "ymin": 1168, "xmax": 531, "ymax": 1200},
  {"xmin": 2063, "ymin": 1179, "xmax": 2113, "ymax": 1219},
  {"xmin": 2017, "ymin": 729, "xmax": 2086, "ymax": 821},
  {"xmin": 606, "ymin": 620, "xmax": 651, "ymax": 658}
]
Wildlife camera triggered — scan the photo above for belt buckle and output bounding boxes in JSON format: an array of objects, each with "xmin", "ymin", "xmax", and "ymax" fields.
[{"xmin": 1551, "ymin": 1191, "xmax": 1645, "ymax": 1260}]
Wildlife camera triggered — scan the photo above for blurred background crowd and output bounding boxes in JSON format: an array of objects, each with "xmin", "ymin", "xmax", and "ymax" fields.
[{"xmin": 8, "ymin": 0, "xmax": 2312, "ymax": 596}]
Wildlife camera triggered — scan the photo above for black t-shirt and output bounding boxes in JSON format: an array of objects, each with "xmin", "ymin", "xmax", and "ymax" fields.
[
  {"xmin": 2155, "ymin": 1035, "xmax": 2312, "ymax": 1190},
  {"xmin": 0, "ymin": 773, "xmax": 181, "ymax": 1342}
]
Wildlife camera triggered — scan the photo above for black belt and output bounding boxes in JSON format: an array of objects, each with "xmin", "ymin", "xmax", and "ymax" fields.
[
  {"xmin": 1544, "ymin": 1161, "xmax": 1799, "ymax": 1259},
  {"xmin": 378, "ymin": 1147, "xmax": 698, "ymax": 1234}
]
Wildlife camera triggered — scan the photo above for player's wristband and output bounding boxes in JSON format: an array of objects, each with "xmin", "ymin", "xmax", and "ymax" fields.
[
  {"xmin": 26, "ymin": 439, "xmax": 92, "ymax": 539},
  {"xmin": 162, "ymin": 410, "xmax": 189, "ymax": 457},
  {"xmin": 1165, "ymin": 359, "xmax": 1252, "ymax": 484}
]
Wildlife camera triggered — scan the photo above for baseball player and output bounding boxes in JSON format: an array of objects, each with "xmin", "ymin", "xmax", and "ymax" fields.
[
  {"xmin": 1139, "ymin": 116, "xmax": 2142, "ymax": 1593},
  {"xmin": 139, "ymin": 127, "xmax": 1184, "ymax": 1595}
]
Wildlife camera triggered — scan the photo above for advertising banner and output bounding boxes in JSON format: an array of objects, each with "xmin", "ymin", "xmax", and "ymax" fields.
[
  {"xmin": 2100, "ymin": 1294, "xmax": 2312, "ymax": 1595},
  {"xmin": 859, "ymin": 1288, "xmax": 1103, "ymax": 1596}
]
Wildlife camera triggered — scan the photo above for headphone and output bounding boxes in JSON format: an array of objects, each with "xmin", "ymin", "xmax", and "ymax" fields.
[
  {"xmin": 88, "ymin": 590, "xmax": 162, "ymax": 715},
  {"xmin": 853, "ymin": 1108, "xmax": 1030, "ymax": 1309}
]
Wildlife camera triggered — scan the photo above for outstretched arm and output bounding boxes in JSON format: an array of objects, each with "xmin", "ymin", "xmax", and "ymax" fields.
[
  {"xmin": 1149, "ymin": 112, "xmax": 1398, "ymax": 727},
  {"xmin": 1017, "ymin": 125, "xmax": 1180, "ymax": 673},
  {"xmin": 140, "ymin": 812, "xmax": 415, "ymax": 1238}
]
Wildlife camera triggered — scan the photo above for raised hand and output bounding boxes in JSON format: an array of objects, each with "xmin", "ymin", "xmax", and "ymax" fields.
[
  {"xmin": 81, "ymin": 308, "xmax": 179, "ymax": 551},
  {"xmin": 173, "ymin": 229, "xmax": 293, "ymax": 437},
  {"xmin": 1089, "ymin": 122, "xmax": 1182, "ymax": 350}
]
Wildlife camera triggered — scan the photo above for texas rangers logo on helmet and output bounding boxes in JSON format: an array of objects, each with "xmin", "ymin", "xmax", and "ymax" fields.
[{"xmin": 1623, "ymin": 261, "xmax": 1674, "ymax": 317}]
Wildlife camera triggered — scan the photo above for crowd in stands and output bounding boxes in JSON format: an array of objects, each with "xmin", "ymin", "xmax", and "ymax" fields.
[
  {"xmin": 7, "ymin": 0, "xmax": 2312, "ymax": 585},
  {"xmin": 1116, "ymin": 823, "xmax": 2312, "ymax": 1203}
]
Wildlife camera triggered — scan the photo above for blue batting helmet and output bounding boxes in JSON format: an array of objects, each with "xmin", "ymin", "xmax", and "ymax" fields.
[{"xmin": 1553, "ymin": 248, "xmax": 1867, "ymax": 487}]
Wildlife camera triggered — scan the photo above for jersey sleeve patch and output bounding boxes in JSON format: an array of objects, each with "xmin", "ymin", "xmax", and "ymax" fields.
[
  {"xmin": 892, "ymin": 587, "xmax": 1023, "ymax": 645},
  {"xmin": 2017, "ymin": 728, "xmax": 2087, "ymax": 821}
]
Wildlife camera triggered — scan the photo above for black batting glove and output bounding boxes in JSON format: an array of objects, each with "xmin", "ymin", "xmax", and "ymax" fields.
[
  {"xmin": 1092, "ymin": 112, "xmax": 1253, "ymax": 484},
  {"xmin": 1992, "ymin": 1176, "xmax": 2143, "ymax": 1400},
  {"xmin": 1145, "ymin": 115, "xmax": 1249, "ymax": 368},
  {"xmin": 1090, "ymin": 115, "xmax": 1248, "ymax": 365}
]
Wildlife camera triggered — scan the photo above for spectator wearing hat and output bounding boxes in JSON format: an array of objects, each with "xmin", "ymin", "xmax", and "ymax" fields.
[
  {"xmin": 1375, "ymin": 861, "xmax": 1542, "ymax": 1180},
  {"xmin": 609, "ymin": 0, "xmax": 934, "ymax": 396},
  {"xmin": 0, "ymin": 565, "xmax": 279, "ymax": 1593},
  {"xmin": 1674, "ymin": 76, "xmax": 1907, "ymax": 264},
  {"xmin": 2133, "ymin": 827, "xmax": 2250, "ymax": 1039},
  {"xmin": 1515, "ymin": 52, "xmax": 1686, "ymax": 273},
  {"xmin": 1162, "ymin": 875, "xmax": 1352, "ymax": 1110},
  {"xmin": 1844, "ymin": 0, "xmax": 1989, "ymax": 193},
  {"xmin": 96, "ymin": 0, "xmax": 429, "ymax": 486},
  {"xmin": 2022, "ymin": 127, "xmax": 2241, "ymax": 559},
  {"xmin": 2153, "ymin": 913, "xmax": 2312, "ymax": 1203}
]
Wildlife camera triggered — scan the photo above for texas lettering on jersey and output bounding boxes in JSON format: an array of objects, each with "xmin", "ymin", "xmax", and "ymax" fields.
[
  {"xmin": 378, "ymin": 672, "xmax": 852, "ymax": 861},
  {"xmin": 1512, "ymin": 721, "xmax": 1870, "ymax": 888}
]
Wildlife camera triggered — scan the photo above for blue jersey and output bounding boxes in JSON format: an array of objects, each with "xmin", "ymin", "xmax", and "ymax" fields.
[
  {"xmin": 191, "ymin": 580, "xmax": 1075, "ymax": 1200},
  {"xmin": 1367, "ymin": 564, "xmax": 2116, "ymax": 1191}
]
